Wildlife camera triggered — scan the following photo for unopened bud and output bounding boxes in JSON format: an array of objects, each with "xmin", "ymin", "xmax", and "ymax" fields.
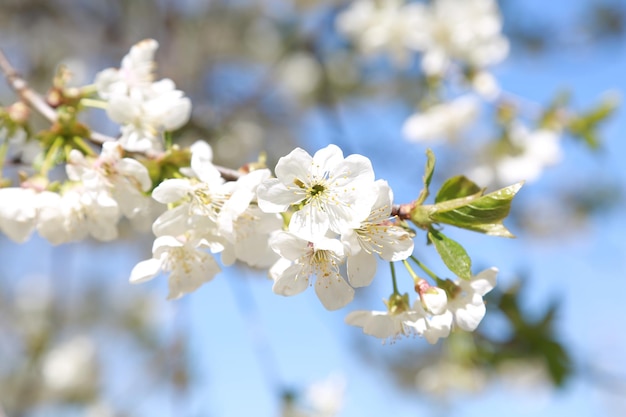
[
  {"xmin": 8, "ymin": 102, "xmax": 30, "ymax": 124},
  {"xmin": 420, "ymin": 286, "xmax": 448, "ymax": 315}
]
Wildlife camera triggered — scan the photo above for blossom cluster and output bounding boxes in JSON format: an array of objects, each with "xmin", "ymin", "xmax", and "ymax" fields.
[
  {"xmin": 337, "ymin": 0, "xmax": 508, "ymax": 74},
  {"xmin": 0, "ymin": 142, "xmax": 152, "ymax": 244},
  {"xmin": 0, "ymin": 37, "xmax": 515, "ymax": 345},
  {"xmin": 95, "ymin": 39, "xmax": 191, "ymax": 153},
  {"xmin": 346, "ymin": 268, "xmax": 498, "ymax": 343},
  {"xmin": 258, "ymin": 144, "xmax": 414, "ymax": 310}
]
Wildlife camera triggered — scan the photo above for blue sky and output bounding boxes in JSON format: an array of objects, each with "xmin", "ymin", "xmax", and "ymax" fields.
[{"xmin": 2, "ymin": 1, "xmax": 626, "ymax": 416}]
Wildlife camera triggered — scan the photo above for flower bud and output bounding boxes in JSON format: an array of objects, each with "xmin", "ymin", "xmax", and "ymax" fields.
[{"xmin": 420, "ymin": 287, "xmax": 448, "ymax": 315}]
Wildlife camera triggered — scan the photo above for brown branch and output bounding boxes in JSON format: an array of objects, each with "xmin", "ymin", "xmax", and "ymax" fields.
[{"xmin": 0, "ymin": 48, "xmax": 58, "ymax": 123}]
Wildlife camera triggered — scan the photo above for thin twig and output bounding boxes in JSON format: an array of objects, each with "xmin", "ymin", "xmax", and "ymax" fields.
[
  {"xmin": 0, "ymin": 48, "xmax": 116, "ymax": 145},
  {"xmin": 0, "ymin": 49, "xmax": 58, "ymax": 123}
]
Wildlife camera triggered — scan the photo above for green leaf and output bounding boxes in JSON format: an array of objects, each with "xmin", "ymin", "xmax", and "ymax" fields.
[
  {"xmin": 416, "ymin": 149, "xmax": 435, "ymax": 205},
  {"xmin": 435, "ymin": 175, "xmax": 482, "ymax": 203},
  {"xmin": 428, "ymin": 229, "xmax": 472, "ymax": 280},
  {"xmin": 430, "ymin": 181, "xmax": 523, "ymax": 238}
]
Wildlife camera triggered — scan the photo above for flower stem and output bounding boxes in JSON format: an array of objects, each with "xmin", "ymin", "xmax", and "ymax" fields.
[
  {"xmin": 390, "ymin": 262, "xmax": 400, "ymax": 295},
  {"xmin": 80, "ymin": 98, "xmax": 108, "ymax": 109},
  {"xmin": 402, "ymin": 259, "xmax": 420, "ymax": 285},
  {"xmin": 409, "ymin": 255, "xmax": 440, "ymax": 282},
  {"xmin": 41, "ymin": 136, "xmax": 63, "ymax": 176}
]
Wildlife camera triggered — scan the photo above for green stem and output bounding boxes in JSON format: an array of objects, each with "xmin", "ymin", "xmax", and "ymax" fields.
[
  {"xmin": 79, "ymin": 97, "xmax": 108, "ymax": 109},
  {"xmin": 402, "ymin": 259, "xmax": 420, "ymax": 285},
  {"xmin": 409, "ymin": 255, "xmax": 441, "ymax": 283},
  {"xmin": 164, "ymin": 131, "xmax": 173, "ymax": 149},
  {"xmin": 41, "ymin": 136, "xmax": 63, "ymax": 176},
  {"xmin": 389, "ymin": 262, "xmax": 400, "ymax": 295},
  {"xmin": 0, "ymin": 142, "xmax": 8, "ymax": 173},
  {"xmin": 72, "ymin": 136, "xmax": 96, "ymax": 157}
]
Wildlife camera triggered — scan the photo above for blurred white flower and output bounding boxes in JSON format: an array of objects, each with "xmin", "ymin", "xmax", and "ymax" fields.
[
  {"xmin": 467, "ymin": 126, "xmax": 562, "ymax": 186},
  {"xmin": 95, "ymin": 39, "xmax": 191, "ymax": 152},
  {"xmin": 414, "ymin": 0, "xmax": 509, "ymax": 75},
  {"xmin": 95, "ymin": 39, "xmax": 158, "ymax": 98},
  {"xmin": 336, "ymin": 0, "xmax": 425, "ymax": 66},
  {"xmin": 41, "ymin": 336, "xmax": 98, "ymax": 399},
  {"xmin": 403, "ymin": 96, "xmax": 479, "ymax": 143},
  {"xmin": 446, "ymin": 267, "xmax": 498, "ymax": 331},
  {"xmin": 0, "ymin": 187, "xmax": 39, "ymax": 243}
]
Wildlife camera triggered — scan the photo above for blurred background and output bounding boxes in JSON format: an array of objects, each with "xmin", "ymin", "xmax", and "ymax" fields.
[{"xmin": 1, "ymin": 0, "xmax": 625, "ymax": 416}]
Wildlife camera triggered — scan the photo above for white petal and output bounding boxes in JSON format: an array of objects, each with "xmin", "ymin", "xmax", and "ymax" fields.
[
  {"xmin": 129, "ymin": 258, "xmax": 162, "ymax": 284},
  {"xmin": 272, "ymin": 263, "xmax": 309, "ymax": 296},
  {"xmin": 269, "ymin": 231, "xmax": 309, "ymax": 261},
  {"xmin": 315, "ymin": 274, "xmax": 354, "ymax": 311},
  {"xmin": 347, "ymin": 250, "xmax": 377, "ymax": 287},
  {"xmin": 106, "ymin": 95, "xmax": 140, "ymax": 125},
  {"xmin": 470, "ymin": 267, "xmax": 498, "ymax": 296},
  {"xmin": 454, "ymin": 301, "xmax": 486, "ymax": 331},
  {"xmin": 152, "ymin": 179, "xmax": 193, "ymax": 203},
  {"xmin": 256, "ymin": 179, "xmax": 303, "ymax": 213}
]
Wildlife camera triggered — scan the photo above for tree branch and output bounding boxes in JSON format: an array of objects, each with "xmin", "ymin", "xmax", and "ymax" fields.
[
  {"xmin": 0, "ymin": 48, "xmax": 244, "ymax": 181},
  {"xmin": 0, "ymin": 48, "xmax": 58, "ymax": 123}
]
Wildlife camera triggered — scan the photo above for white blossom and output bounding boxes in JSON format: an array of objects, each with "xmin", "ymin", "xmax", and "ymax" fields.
[
  {"xmin": 41, "ymin": 336, "xmax": 98, "ymax": 398},
  {"xmin": 336, "ymin": 0, "xmax": 426, "ymax": 66},
  {"xmin": 151, "ymin": 141, "xmax": 226, "ymax": 239},
  {"xmin": 446, "ymin": 267, "xmax": 497, "ymax": 331},
  {"xmin": 408, "ymin": 300, "xmax": 453, "ymax": 344},
  {"xmin": 467, "ymin": 127, "xmax": 562, "ymax": 186},
  {"xmin": 129, "ymin": 234, "xmax": 221, "ymax": 300},
  {"xmin": 341, "ymin": 180, "xmax": 414, "ymax": 287},
  {"xmin": 269, "ymin": 231, "xmax": 354, "ymax": 310},
  {"xmin": 257, "ymin": 144, "xmax": 377, "ymax": 240},
  {"xmin": 37, "ymin": 187, "xmax": 120, "ymax": 245},
  {"xmin": 412, "ymin": 0, "xmax": 509, "ymax": 75},
  {"xmin": 106, "ymin": 81, "xmax": 191, "ymax": 152},
  {"xmin": 0, "ymin": 187, "xmax": 39, "ymax": 243},
  {"xmin": 95, "ymin": 38, "xmax": 158, "ymax": 98},
  {"xmin": 345, "ymin": 308, "xmax": 420, "ymax": 341},
  {"xmin": 67, "ymin": 143, "xmax": 152, "ymax": 219},
  {"xmin": 403, "ymin": 96, "xmax": 479, "ymax": 143},
  {"xmin": 95, "ymin": 39, "xmax": 192, "ymax": 152}
]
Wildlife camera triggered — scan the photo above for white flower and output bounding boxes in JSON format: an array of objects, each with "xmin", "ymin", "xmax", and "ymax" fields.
[
  {"xmin": 257, "ymin": 144, "xmax": 377, "ymax": 240},
  {"xmin": 269, "ymin": 231, "xmax": 354, "ymax": 310},
  {"xmin": 218, "ymin": 169, "xmax": 283, "ymax": 268},
  {"xmin": 41, "ymin": 336, "xmax": 98, "ymax": 398},
  {"xmin": 0, "ymin": 187, "xmax": 39, "ymax": 243},
  {"xmin": 336, "ymin": 0, "xmax": 426, "ymax": 66},
  {"xmin": 402, "ymin": 96, "xmax": 479, "ymax": 143},
  {"xmin": 419, "ymin": 286, "xmax": 448, "ymax": 315},
  {"xmin": 37, "ymin": 187, "xmax": 120, "ymax": 245},
  {"xmin": 341, "ymin": 180, "xmax": 414, "ymax": 287},
  {"xmin": 96, "ymin": 40, "xmax": 192, "ymax": 152},
  {"xmin": 129, "ymin": 235, "xmax": 221, "ymax": 300},
  {"xmin": 413, "ymin": 0, "xmax": 509, "ymax": 75},
  {"xmin": 467, "ymin": 127, "xmax": 562, "ymax": 186},
  {"xmin": 305, "ymin": 373, "xmax": 346, "ymax": 417},
  {"xmin": 446, "ymin": 267, "xmax": 498, "ymax": 331},
  {"xmin": 409, "ymin": 300, "xmax": 453, "ymax": 344},
  {"xmin": 151, "ymin": 141, "xmax": 226, "ymax": 239},
  {"xmin": 95, "ymin": 39, "xmax": 158, "ymax": 98},
  {"xmin": 345, "ymin": 308, "xmax": 420, "ymax": 341},
  {"xmin": 106, "ymin": 81, "xmax": 191, "ymax": 152},
  {"xmin": 67, "ymin": 143, "xmax": 152, "ymax": 219}
]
